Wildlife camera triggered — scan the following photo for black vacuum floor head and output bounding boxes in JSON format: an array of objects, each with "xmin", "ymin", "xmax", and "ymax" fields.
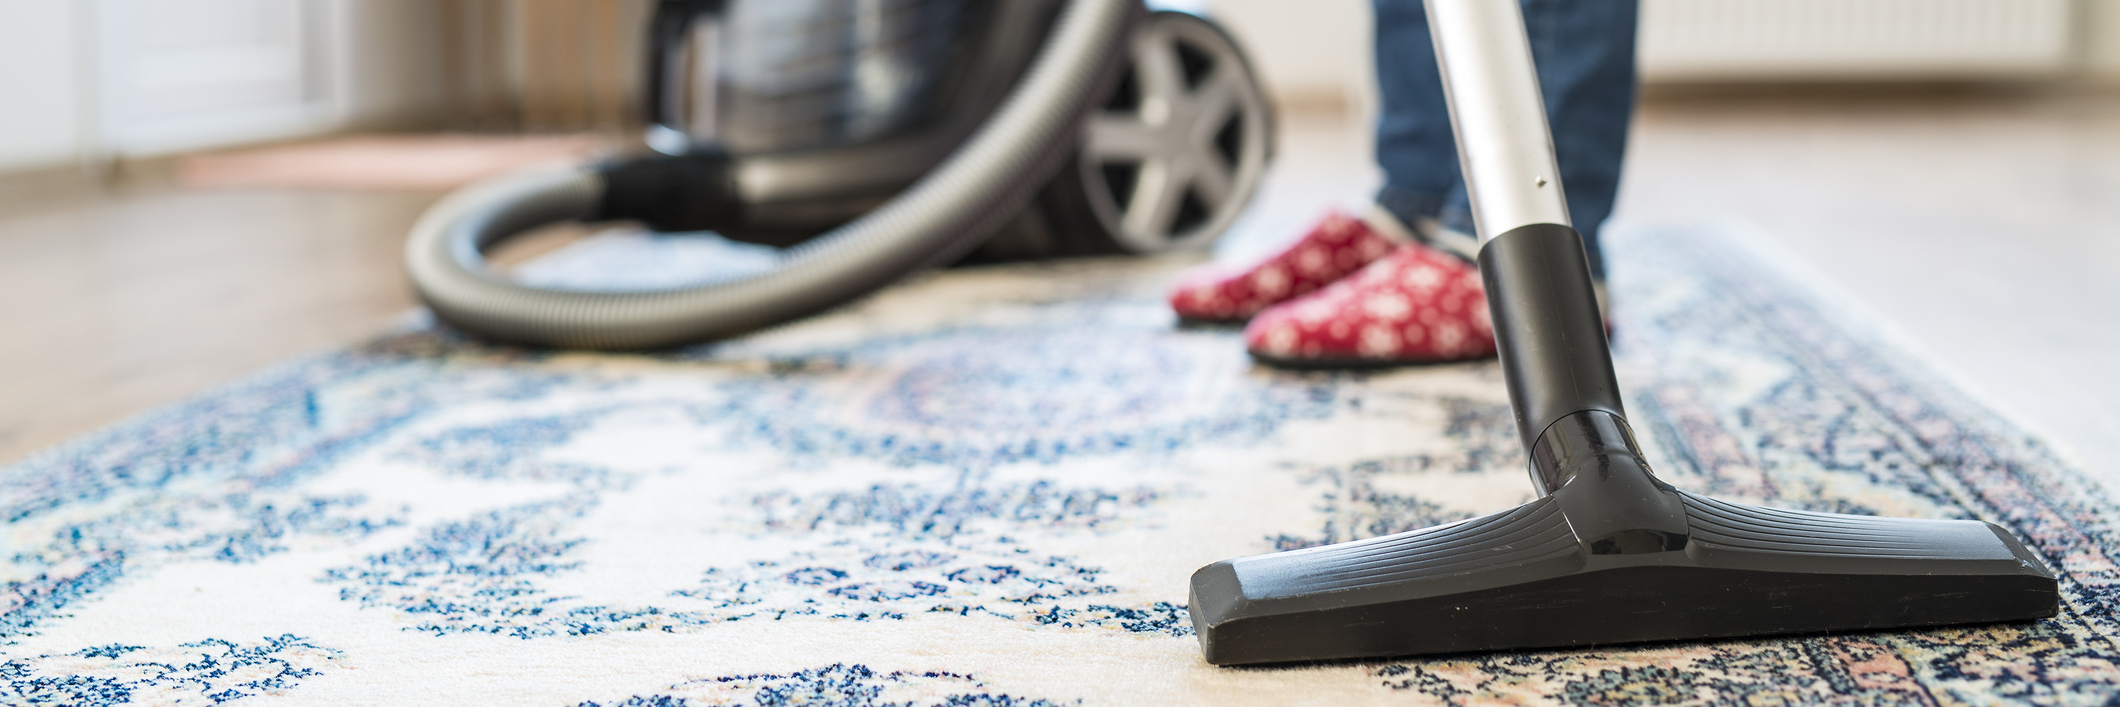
[
  {"xmin": 1187, "ymin": 411, "xmax": 2058, "ymax": 666},
  {"xmin": 1192, "ymin": 0, "xmax": 2057, "ymax": 668}
]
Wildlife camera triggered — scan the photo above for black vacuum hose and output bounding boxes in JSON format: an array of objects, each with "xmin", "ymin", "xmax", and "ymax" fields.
[{"xmin": 405, "ymin": 0, "xmax": 1135, "ymax": 350}]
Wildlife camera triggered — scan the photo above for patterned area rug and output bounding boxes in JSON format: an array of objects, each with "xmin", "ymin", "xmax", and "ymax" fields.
[{"xmin": 5, "ymin": 226, "xmax": 2118, "ymax": 705}]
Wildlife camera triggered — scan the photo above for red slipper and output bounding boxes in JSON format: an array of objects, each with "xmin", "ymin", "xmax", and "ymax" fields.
[
  {"xmin": 1168, "ymin": 211, "xmax": 1401, "ymax": 324},
  {"xmin": 1243, "ymin": 241, "xmax": 1497, "ymax": 368}
]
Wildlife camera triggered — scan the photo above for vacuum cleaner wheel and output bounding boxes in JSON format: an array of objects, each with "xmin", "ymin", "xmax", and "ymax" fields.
[{"xmin": 1064, "ymin": 10, "xmax": 1272, "ymax": 253}]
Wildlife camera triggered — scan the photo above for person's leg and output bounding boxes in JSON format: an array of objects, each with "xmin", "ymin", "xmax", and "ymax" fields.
[
  {"xmin": 1370, "ymin": 0, "xmax": 1464, "ymax": 245},
  {"xmin": 1166, "ymin": 0, "xmax": 1447, "ymax": 325},
  {"xmin": 1242, "ymin": 0, "xmax": 1637, "ymax": 366},
  {"xmin": 1373, "ymin": 0, "xmax": 1635, "ymax": 275},
  {"xmin": 1238, "ymin": 2, "xmax": 1494, "ymax": 366},
  {"xmin": 1518, "ymin": 0, "xmax": 1637, "ymax": 280}
]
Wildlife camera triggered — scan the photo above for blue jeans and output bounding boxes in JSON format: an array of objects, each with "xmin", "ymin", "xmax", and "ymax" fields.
[{"xmin": 1371, "ymin": 0, "xmax": 1637, "ymax": 279}]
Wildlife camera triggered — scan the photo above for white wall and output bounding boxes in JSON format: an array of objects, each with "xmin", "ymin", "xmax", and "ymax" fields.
[
  {"xmin": 2087, "ymin": 0, "xmax": 2120, "ymax": 81},
  {"xmin": 1200, "ymin": 0, "xmax": 1375, "ymax": 110},
  {"xmin": 6, "ymin": 0, "xmax": 2120, "ymax": 178},
  {"xmin": 1202, "ymin": 0, "xmax": 2120, "ymax": 109},
  {"xmin": 0, "ymin": 0, "xmax": 445, "ymax": 174},
  {"xmin": 1637, "ymin": 0, "xmax": 2079, "ymax": 81},
  {"xmin": 0, "ymin": 0, "xmax": 87, "ymax": 173}
]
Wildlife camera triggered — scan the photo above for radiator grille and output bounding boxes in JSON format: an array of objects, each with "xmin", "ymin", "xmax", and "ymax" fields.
[{"xmin": 1639, "ymin": 0, "xmax": 2078, "ymax": 80}]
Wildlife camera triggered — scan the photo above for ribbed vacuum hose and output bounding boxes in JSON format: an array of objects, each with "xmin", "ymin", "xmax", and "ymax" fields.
[{"xmin": 405, "ymin": 0, "xmax": 1135, "ymax": 350}]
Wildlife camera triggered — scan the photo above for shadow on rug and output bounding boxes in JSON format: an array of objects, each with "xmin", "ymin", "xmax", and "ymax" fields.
[{"xmin": 2, "ymin": 226, "xmax": 2114, "ymax": 705}]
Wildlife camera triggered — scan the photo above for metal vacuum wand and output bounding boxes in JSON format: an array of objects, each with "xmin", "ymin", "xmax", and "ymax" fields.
[{"xmin": 1185, "ymin": 0, "xmax": 2058, "ymax": 666}]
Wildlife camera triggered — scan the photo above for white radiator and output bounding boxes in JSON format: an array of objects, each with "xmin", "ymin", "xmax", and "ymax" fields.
[{"xmin": 1638, "ymin": 0, "xmax": 2079, "ymax": 81}]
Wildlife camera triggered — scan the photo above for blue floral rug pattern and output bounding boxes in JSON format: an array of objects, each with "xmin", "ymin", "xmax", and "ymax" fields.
[{"xmin": 2, "ymin": 226, "xmax": 2116, "ymax": 705}]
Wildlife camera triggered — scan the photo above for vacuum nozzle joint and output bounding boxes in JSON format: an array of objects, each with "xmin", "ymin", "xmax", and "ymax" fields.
[
  {"xmin": 593, "ymin": 150, "xmax": 744, "ymax": 233},
  {"xmin": 1534, "ymin": 410, "xmax": 1690, "ymax": 555}
]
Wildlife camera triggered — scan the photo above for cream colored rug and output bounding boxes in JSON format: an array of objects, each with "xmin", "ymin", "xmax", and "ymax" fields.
[{"xmin": 3, "ymin": 226, "xmax": 2115, "ymax": 705}]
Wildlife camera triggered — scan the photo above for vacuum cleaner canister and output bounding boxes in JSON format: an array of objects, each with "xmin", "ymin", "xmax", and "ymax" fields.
[
  {"xmin": 404, "ymin": 0, "xmax": 1271, "ymax": 350},
  {"xmin": 1186, "ymin": 0, "xmax": 2057, "ymax": 666}
]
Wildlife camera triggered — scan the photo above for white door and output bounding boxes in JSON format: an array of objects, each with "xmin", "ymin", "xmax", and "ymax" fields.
[{"xmin": 97, "ymin": 0, "xmax": 341, "ymax": 156}]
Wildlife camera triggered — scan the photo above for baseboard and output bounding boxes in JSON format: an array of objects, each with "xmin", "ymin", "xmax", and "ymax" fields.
[{"xmin": 0, "ymin": 163, "xmax": 103, "ymax": 212}]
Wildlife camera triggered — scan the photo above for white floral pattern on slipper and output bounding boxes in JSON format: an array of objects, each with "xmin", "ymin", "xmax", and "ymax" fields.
[
  {"xmin": 1243, "ymin": 241, "xmax": 1495, "ymax": 366},
  {"xmin": 1168, "ymin": 211, "xmax": 1397, "ymax": 323}
]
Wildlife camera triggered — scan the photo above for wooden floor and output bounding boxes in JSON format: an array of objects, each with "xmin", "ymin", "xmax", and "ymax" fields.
[
  {"xmin": 0, "ymin": 187, "xmax": 433, "ymax": 464},
  {"xmin": 1622, "ymin": 87, "xmax": 2120, "ymax": 490},
  {"xmin": 2, "ymin": 88, "xmax": 2116, "ymax": 493}
]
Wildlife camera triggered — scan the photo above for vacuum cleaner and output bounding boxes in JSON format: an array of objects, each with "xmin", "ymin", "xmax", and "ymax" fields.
[
  {"xmin": 1185, "ymin": 0, "xmax": 2059, "ymax": 665},
  {"xmin": 404, "ymin": 0, "xmax": 1270, "ymax": 350}
]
